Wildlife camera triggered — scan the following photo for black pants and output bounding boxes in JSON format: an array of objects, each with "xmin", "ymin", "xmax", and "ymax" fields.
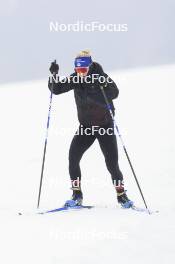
[{"xmin": 69, "ymin": 124, "xmax": 123, "ymax": 187}]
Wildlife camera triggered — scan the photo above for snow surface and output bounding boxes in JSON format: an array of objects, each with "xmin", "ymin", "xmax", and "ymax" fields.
[{"xmin": 0, "ymin": 64, "xmax": 175, "ymax": 264}]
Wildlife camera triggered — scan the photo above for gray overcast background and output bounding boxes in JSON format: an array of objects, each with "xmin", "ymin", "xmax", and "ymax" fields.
[{"xmin": 0, "ymin": 0, "xmax": 175, "ymax": 84}]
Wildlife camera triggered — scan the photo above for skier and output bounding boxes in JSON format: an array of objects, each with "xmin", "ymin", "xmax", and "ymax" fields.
[{"xmin": 48, "ymin": 50, "xmax": 133, "ymax": 208}]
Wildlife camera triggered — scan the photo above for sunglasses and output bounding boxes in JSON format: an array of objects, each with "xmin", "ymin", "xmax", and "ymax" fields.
[{"xmin": 75, "ymin": 67, "xmax": 89, "ymax": 74}]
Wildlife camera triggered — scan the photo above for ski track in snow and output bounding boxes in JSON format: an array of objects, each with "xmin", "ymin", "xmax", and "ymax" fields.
[{"xmin": 0, "ymin": 64, "xmax": 174, "ymax": 264}]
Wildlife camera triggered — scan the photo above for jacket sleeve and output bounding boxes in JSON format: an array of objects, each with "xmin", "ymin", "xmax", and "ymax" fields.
[
  {"xmin": 48, "ymin": 75, "xmax": 74, "ymax": 95},
  {"xmin": 103, "ymin": 76, "xmax": 119, "ymax": 100}
]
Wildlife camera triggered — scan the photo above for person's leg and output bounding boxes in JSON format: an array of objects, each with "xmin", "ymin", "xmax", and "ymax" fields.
[
  {"xmin": 69, "ymin": 125, "xmax": 96, "ymax": 186},
  {"xmin": 67, "ymin": 126, "xmax": 96, "ymax": 205},
  {"xmin": 97, "ymin": 126, "xmax": 133, "ymax": 207},
  {"xmin": 97, "ymin": 130, "xmax": 123, "ymax": 188}
]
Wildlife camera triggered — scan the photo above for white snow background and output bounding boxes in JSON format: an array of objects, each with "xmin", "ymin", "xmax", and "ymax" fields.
[{"xmin": 0, "ymin": 64, "xmax": 174, "ymax": 263}]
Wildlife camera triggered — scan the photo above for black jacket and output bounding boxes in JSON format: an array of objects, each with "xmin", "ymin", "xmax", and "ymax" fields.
[{"xmin": 48, "ymin": 62, "xmax": 119, "ymax": 126}]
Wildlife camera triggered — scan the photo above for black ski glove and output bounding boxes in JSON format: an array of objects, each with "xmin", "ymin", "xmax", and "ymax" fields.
[{"xmin": 49, "ymin": 61, "xmax": 59, "ymax": 74}]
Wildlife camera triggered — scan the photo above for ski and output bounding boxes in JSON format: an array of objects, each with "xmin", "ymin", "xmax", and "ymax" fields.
[
  {"xmin": 130, "ymin": 205, "xmax": 159, "ymax": 214},
  {"xmin": 39, "ymin": 205, "xmax": 94, "ymax": 214},
  {"xmin": 18, "ymin": 205, "xmax": 93, "ymax": 216}
]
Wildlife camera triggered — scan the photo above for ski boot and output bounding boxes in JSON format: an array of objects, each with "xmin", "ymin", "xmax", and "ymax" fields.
[
  {"xmin": 64, "ymin": 187, "xmax": 83, "ymax": 208},
  {"xmin": 116, "ymin": 186, "xmax": 134, "ymax": 208}
]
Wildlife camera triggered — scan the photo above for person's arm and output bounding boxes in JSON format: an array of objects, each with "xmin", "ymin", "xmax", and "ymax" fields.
[
  {"xmin": 48, "ymin": 61, "xmax": 75, "ymax": 95},
  {"xmin": 89, "ymin": 62, "xmax": 119, "ymax": 100},
  {"xmin": 48, "ymin": 76, "xmax": 74, "ymax": 95},
  {"xmin": 102, "ymin": 75, "xmax": 119, "ymax": 100}
]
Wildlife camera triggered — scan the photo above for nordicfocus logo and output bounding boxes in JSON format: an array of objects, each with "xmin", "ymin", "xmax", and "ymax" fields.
[
  {"xmin": 49, "ymin": 74, "xmax": 113, "ymax": 84},
  {"xmin": 49, "ymin": 21, "xmax": 128, "ymax": 32}
]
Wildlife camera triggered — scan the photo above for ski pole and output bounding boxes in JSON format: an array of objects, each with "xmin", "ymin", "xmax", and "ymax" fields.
[
  {"xmin": 100, "ymin": 85, "xmax": 150, "ymax": 212},
  {"xmin": 37, "ymin": 60, "xmax": 57, "ymax": 209}
]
